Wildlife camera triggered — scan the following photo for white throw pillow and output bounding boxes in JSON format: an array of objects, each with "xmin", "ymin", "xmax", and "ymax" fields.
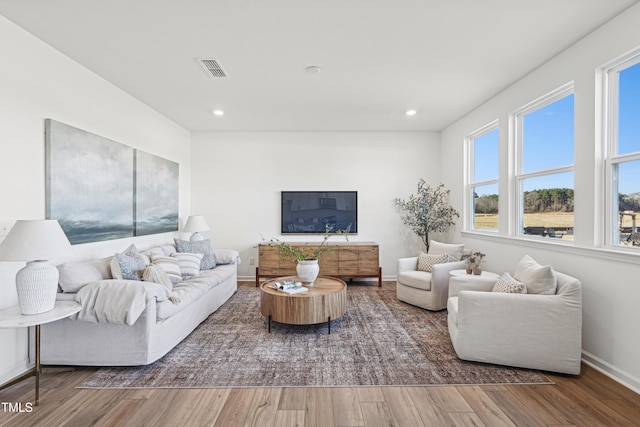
[
  {"xmin": 492, "ymin": 272, "xmax": 527, "ymax": 294},
  {"xmin": 58, "ymin": 257, "xmax": 113, "ymax": 293},
  {"xmin": 172, "ymin": 252, "xmax": 203, "ymax": 279},
  {"xmin": 150, "ymin": 254, "xmax": 183, "ymax": 284},
  {"xmin": 214, "ymin": 249, "xmax": 240, "ymax": 265},
  {"xmin": 142, "ymin": 265, "xmax": 173, "ymax": 292},
  {"xmin": 428, "ymin": 240, "xmax": 464, "ymax": 262},
  {"xmin": 417, "ymin": 252, "xmax": 448, "ymax": 272},
  {"xmin": 513, "ymin": 255, "xmax": 557, "ymax": 295}
]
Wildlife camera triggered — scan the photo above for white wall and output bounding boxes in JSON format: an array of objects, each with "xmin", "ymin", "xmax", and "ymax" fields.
[
  {"xmin": 191, "ymin": 131, "xmax": 441, "ymax": 280},
  {"xmin": 0, "ymin": 16, "xmax": 191, "ymax": 384},
  {"xmin": 440, "ymin": 4, "xmax": 640, "ymax": 392}
]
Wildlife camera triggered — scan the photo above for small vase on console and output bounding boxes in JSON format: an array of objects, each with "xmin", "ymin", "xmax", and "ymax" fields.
[
  {"xmin": 472, "ymin": 266, "xmax": 482, "ymax": 275},
  {"xmin": 296, "ymin": 259, "xmax": 320, "ymax": 286}
]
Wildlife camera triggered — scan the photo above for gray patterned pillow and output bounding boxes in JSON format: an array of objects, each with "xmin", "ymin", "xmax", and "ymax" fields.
[
  {"xmin": 110, "ymin": 244, "xmax": 146, "ymax": 279},
  {"xmin": 114, "ymin": 253, "xmax": 146, "ymax": 281},
  {"xmin": 174, "ymin": 239, "xmax": 216, "ymax": 270},
  {"xmin": 492, "ymin": 272, "xmax": 527, "ymax": 294}
]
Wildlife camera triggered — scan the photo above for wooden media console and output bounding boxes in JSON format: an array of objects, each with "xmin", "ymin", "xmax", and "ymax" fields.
[{"xmin": 256, "ymin": 241, "xmax": 381, "ymax": 287}]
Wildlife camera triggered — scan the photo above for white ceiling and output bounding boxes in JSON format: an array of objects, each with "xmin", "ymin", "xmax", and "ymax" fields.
[{"xmin": 1, "ymin": 0, "xmax": 638, "ymax": 132}]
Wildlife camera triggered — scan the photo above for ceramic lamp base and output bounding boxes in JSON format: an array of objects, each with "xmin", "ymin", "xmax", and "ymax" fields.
[
  {"xmin": 190, "ymin": 232, "xmax": 205, "ymax": 241},
  {"xmin": 15, "ymin": 260, "xmax": 59, "ymax": 315}
]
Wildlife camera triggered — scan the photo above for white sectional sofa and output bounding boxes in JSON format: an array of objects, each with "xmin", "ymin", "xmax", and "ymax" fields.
[{"xmin": 39, "ymin": 241, "xmax": 239, "ymax": 366}]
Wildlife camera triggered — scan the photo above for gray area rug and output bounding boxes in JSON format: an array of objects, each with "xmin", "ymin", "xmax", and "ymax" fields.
[{"xmin": 79, "ymin": 286, "xmax": 551, "ymax": 388}]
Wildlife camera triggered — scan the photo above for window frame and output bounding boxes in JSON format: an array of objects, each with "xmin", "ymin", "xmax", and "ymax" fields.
[
  {"xmin": 513, "ymin": 83, "xmax": 575, "ymax": 238},
  {"xmin": 604, "ymin": 51, "xmax": 640, "ymax": 248},
  {"xmin": 465, "ymin": 120, "xmax": 500, "ymax": 232}
]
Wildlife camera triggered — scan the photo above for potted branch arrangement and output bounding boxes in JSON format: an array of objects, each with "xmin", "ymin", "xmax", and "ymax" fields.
[
  {"xmin": 263, "ymin": 224, "xmax": 348, "ymax": 286},
  {"xmin": 394, "ymin": 179, "xmax": 459, "ymax": 251}
]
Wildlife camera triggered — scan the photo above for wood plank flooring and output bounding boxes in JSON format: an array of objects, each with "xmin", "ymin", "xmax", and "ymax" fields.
[{"xmin": 1, "ymin": 281, "xmax": 639, "ymax": 427}]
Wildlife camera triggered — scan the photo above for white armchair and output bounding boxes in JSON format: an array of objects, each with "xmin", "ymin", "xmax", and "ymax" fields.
[
  {"xmin": 397, "ymin": 255, "xmax": 466, "ymax": 311},
  {"xmin": 447, "ymin": 268, "xmax": 582, "ymax": 375}
]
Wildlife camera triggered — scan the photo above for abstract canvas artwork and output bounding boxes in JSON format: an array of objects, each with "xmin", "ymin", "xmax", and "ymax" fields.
[
  {"xmin": 135, "ymin": 150, "xmax": 179, "ymax": 236},
  {"xmin": 45, "ymin": 119, "xmax": 179, "ymax": 244}
]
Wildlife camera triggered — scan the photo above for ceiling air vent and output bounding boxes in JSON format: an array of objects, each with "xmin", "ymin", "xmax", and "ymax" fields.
[{"xmin": 197, "ymin": 58, "xmax": 227, "ymax": 78}]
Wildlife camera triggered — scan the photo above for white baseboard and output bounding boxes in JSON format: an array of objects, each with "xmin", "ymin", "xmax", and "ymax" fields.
[
  {"xmin": 581, "ymin": 350, "xmax": 640, "ymax": 395},
  {"xmin": 0, "ymin": 359, "xmax": 31, "ymax": 386}
]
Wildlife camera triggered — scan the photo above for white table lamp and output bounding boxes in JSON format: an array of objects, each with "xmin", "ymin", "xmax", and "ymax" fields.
[
  {"xmin": 184, "ymin": 215, "xmax": 210, "ymax": 241},
  {"xmin": 0, "ymin": 220, "xmax": 73, "ymax": 315}
]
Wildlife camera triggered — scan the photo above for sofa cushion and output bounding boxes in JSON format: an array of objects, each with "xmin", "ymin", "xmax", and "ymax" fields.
[
  {"xmin": 428, "ymin": 240, "xmax": 465, "ymax": 261},
  {"xmin": 417, "ymin": 252, "xmax": 448, "ymax": 272},
  {"xmin": 156, "ymin": 281, "xmax": 209, "ymax": 320},
  {"xmin": 184, "ymin": 264, "xmax": 237, "ymax": 288},
  {"xmin": 398, "ymin": 270, "xmax": 432, "ymax": 291},
  {"xmin": 514, "ymin": 255, "xmax": 557, "ymax": 295},
  {"xmin": 150, "ymin": 255, "xmax": 183, "ymax": 284},
  {"xmin": 155, "ymin": 264, "xmax": 237, "ymax": 320},
  {"xmin": 172, "ymin": 252, "xmax": 204, "ymax": 279},
  {"xmin": 58, "ymin": 257, "xmax": 112, "ymax": 293},
  {"xmin": 492, "ymin": 272, "xmax": 527, "ymax": 294},
  {"xmin": 174, "ymin": 239, "xmax": 216, "ymax": 270}
]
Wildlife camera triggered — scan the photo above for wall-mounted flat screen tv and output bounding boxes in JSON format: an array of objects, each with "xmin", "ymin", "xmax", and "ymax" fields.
[{"xmin": 281, "ymin": 191, "xmax": 357, "ymax": 234}]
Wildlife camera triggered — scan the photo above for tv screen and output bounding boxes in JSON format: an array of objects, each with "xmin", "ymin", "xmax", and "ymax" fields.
[{"xmin": 281, "ymin": 191, "xmax": 357, "ymax": 234}]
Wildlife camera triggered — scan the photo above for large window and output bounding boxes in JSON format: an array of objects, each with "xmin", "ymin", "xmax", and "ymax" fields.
[
  {"xmin": 605, "ymin": 54, "xmax": 640, "ymax": 248},
  {"xmin": 514, "ymin": 84, "xmax": 575, "ymax": 239},
  {"xmin": 466, "ymin": 123, "xmax": 499, "ymax": 231}
]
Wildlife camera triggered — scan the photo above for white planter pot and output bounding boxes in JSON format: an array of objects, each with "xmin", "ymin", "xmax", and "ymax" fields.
[{"xmin": 296, "ymin": 259, "xmax": 320, "ymax": 286}]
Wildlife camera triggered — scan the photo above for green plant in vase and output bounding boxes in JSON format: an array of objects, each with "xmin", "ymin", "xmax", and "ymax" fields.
[{"xmin": 262, "ymin": 224, "xmax": 349, "ymax": 285}]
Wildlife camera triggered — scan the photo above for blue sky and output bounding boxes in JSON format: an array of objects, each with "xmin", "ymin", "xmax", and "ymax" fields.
[
  {"xmin": 618, "ymin": 62, "xmax": 640, "ymax": 195},
  {"xmin": 473, "ymin": 129, "xmax": 499, "ymax": 183},
  {"xmin": 619, "ymin": 62, "xmax": 640, "ymax": 157},
  {"xmin": 474, "ymin": 63, "xmax": 640, "ymax": 196}
]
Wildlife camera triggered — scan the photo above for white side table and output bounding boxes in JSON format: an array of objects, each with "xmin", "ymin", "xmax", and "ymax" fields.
[
  {"xmin": 0, "ymin": 301, "xmax": 81, "ymax": 406},
  {"xmin": 450, "ymin": 269, "xmax": 500, "ymax": 279},
  {"xmin": 449, "ymin": 269, "xmax": 501, "ymax": 297}
]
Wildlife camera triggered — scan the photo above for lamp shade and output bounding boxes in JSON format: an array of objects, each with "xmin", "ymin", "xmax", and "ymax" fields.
[
  {"xmin": 0, "ymin": 220, "xmax": 73, "ymax": 315},
  {"xmin": 183, "ymin": 215, "xmax": 210, "ymax": 233},
  {"xmin": 0, "ymin": 220, "xmax": 73, "ymax": 261}
]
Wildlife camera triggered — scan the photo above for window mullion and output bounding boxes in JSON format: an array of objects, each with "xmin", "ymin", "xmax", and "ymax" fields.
[{"xmin": 518, "ymin": 165, "xmax": 574, "ymax": 181}]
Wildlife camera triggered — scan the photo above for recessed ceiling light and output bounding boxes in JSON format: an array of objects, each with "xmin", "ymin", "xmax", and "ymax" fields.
[
  {"xmin": 305, "ymin": 65, "xmax": 322, "ymax": 74},
  {"xmin": 405, "ymin": 109, "xmax": 417, "ymax": 116},
  {"xmin": 213, "ymin": 109, "xmax": 225, "ymax": 116}
]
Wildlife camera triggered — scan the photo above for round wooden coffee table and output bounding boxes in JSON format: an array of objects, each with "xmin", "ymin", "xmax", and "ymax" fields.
[{"xmin": 260, "ymin": 276, "xmax": 347, "ymax": 334}]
